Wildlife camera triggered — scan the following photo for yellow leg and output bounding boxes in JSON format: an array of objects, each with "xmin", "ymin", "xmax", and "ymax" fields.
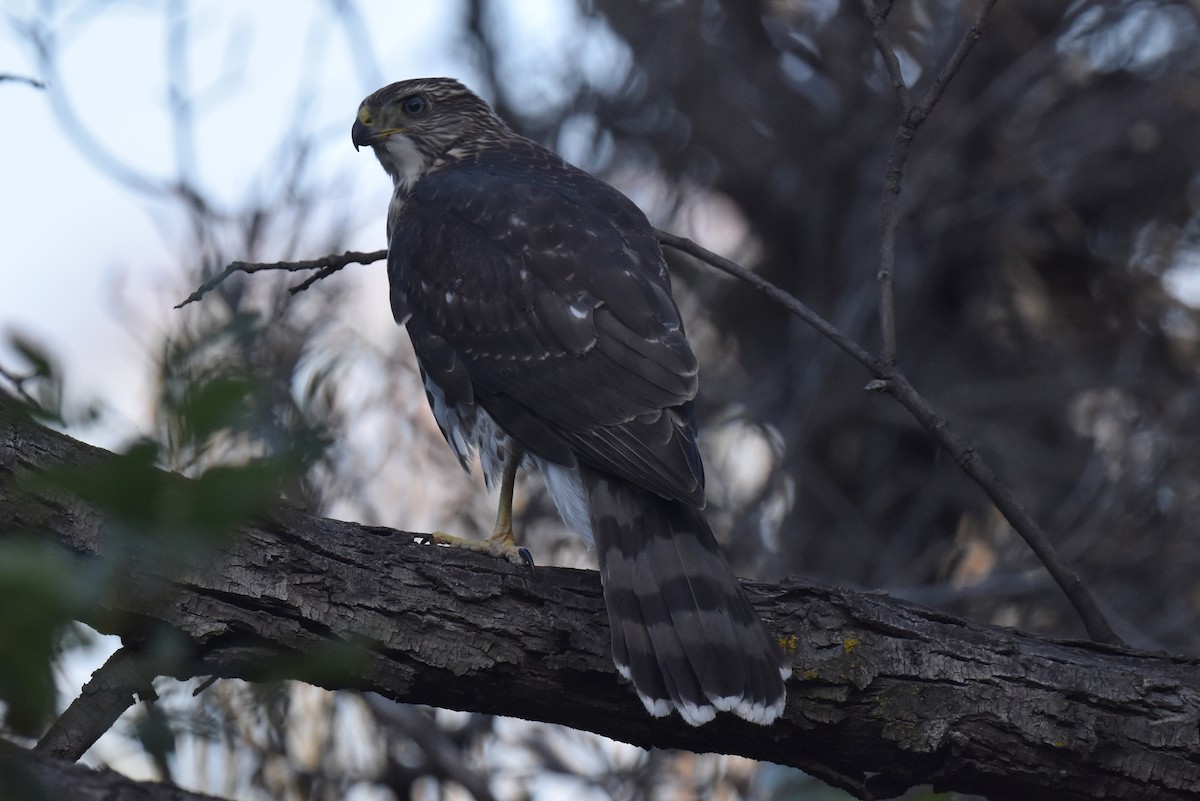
[
  {"xmin": 487, "ymin": 444, "xmax": 522, "ymax": 546},
  {"xmin": 422, "ymin": 446, "xmax": 531, "ymax": 566}
]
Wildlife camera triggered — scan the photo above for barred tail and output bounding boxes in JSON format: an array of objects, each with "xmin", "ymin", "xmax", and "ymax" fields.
[{"xmin": 583, "ymin": 464, "xmax": 789, "ymax": 726}]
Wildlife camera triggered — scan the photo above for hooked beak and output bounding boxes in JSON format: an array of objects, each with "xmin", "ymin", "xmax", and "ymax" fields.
[{"xmin": 351, "ymin": 118, "xmax": 376, "ymax": 151}]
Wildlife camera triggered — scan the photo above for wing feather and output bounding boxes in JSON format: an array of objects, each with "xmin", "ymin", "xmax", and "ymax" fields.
[{"xmin": 393, "ymin": 146, "xmax": 704, "ymax": 506}]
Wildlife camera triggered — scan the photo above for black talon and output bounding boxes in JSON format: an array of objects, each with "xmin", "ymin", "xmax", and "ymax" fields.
[{"xmin": 518, "ymin": 547, "xmax": 534, "ymax": 568}]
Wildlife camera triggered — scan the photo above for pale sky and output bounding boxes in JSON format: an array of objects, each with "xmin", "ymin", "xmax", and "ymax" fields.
[{"xmin": 0, "ymin": 0, "xmax": 596, "ymax": 447}]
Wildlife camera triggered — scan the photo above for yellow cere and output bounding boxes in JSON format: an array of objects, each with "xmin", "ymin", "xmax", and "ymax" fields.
[{"xmin": 357, "ymin": 106, "xmax": 373, "ymax": 125}]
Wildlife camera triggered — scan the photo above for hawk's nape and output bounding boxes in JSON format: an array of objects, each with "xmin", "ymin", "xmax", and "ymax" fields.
[{"xmin": 353, "ymin": 77, "xmax": 790, "ymax": 726}]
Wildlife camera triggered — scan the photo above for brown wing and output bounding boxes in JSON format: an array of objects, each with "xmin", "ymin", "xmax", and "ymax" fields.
[{"xmin": 391, "ymin": 140, "xmax": 704, "ymax": 507}]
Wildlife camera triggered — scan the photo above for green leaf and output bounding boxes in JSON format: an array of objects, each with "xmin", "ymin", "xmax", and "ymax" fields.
[{"xmin": 0, "ymin": 541, "xmax": 93, "ymax": 734}]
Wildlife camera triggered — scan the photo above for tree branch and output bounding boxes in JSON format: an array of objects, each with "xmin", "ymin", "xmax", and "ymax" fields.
[
  {"xmin": 915, "ymin": 0, "xmax": 998, "ymax": 124},
  {"xmin": 656, "ymin": 232, "xmax": 1123, "ymax": 646},
  {"xmin": 0, "ymin": 73, "xmax": 46, "ymax": 89},
  {"xmin": 174, "ymin": 250, "xmax": 386, "ymax": 308},
  {"xmin": 1, "ymin": 397, "xmax": 1196, "ymax": 800},
  {"xmin": 850, "ymin": 0, "xmax": 1123, "ymax": 644},
  {"xmin": 34, "ymin": 646, "xmax": 157, "ymax": 761},
  {"xmin": 861, "ymin": 0, "xmax": 912, "ymax": 110},
  {"xmin": 654, "ymin": 229, "xmax": 876, "ymax": 369},
  {"xmin": 864, "ymin": 0, "xmax": 998, "ymax": 365}
]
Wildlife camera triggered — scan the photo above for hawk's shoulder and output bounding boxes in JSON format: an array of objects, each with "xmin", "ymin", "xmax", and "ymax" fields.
[
  {"xmin": 424, "ymin": 136, "xmax": 659, "ymax": 252},
  {"xmin": 389, "ymin": 134, "xmax": 704, "ymax": 506},
  {"xmin": 395, "ymin": 135, "xmax": 677, "ymax": 334}
]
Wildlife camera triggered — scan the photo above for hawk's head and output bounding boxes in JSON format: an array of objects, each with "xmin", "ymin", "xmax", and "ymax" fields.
[{"xmin": 352, "ymin": 77, "xmax": 508, "ymax": 189}]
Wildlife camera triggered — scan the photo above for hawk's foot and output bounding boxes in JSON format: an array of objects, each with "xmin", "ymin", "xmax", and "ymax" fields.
[{"xmin": 416, "ymin": 530, "xmax": 533, "ymax": 567}]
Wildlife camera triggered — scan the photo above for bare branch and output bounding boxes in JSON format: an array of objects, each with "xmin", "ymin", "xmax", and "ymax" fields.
[
  {"xmin": 875, "ymin": 127, "xmax": 906, "ymax": 365},
  {"xmin": 655, "ymin": 231, "xmax": 1123, "ymax": 646},
  {"xmin": 913, "ymin": 0, "xmax": 999, "ymax": 124},
  {"xmin": 847, "ymin": 1, "xmax": 1116, "ymax": 641},
  {"xmin": 35, "ymin": 647, "xmax": 157, "ymax": 761},
  {"xmin": 654, "ymin": 230, "xmax": 876, "ymax": 369},
  {"xmin": 174, "ymin": 250, "xmax": 386, "ymax": 308},
  {"xmin": 0, "ymin": 73, "xmax": 46, "ymax": 89},
  {"xmin": 865, "ymin": 0, "xmax": 998, "ymax": 365},
  {"xmin": 845, "ymin": 3, "xmax": 1124, "ymax": 642},
  {"xmin": 861, "ymin": 0, "xmax": 912, "ymax": 110}
]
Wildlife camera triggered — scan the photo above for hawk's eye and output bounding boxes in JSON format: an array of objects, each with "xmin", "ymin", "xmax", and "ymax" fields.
[{"xmin": 402, "ymin": 95, "xmax": 428, "ymax": 116}]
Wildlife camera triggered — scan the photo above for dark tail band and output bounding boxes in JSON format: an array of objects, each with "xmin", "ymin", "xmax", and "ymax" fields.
[{"xmin": 583, "ymin": 464, "xmax": 789, "ymax": 725}]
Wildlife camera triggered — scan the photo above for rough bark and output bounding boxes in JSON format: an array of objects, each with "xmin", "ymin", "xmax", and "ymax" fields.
[
  {"xmin": 35, "ymin": 647, "xmax": 158, "ymax": 760},
  {"xmin": 1, "ymin": 398, "xmax": 1198, "ymax": 801}
]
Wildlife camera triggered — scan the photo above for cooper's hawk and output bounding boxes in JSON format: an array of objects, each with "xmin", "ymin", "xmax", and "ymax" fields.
[{"xmin": 352, "ymin": 77, "xmax": 789, "ymax": 726}]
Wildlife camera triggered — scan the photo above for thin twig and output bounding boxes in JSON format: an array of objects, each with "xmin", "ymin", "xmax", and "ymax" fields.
[
  {"xmin": 862, "ymin": 0, "xmax": 912, "ymax": 110},
  {"xmin": 655, "ymin": 230, "xmax": 876, "ymax": 369},
  {"xmin": 175, "ymin": 249, "xmax": 386, "ymax": 308},
  {"xmin": 656, "ymin": 231, "xmax": 1123, "ymax": 646},
  {"xmin": 287, "ymin": 261, "xmax": 363, "ymax": 295},
  {"xmin": 714, "ymin": 0, "xmax": 1120, "ymax": 645},
  {"xmin": 913, "ymin": 0, "xmax": 999, "ymax": 124},
  {"xmin": 866, "ymin": 0, "xmax": 998, "ymax": 366},
  {"xmin": 876, "ymin": 127, "xmax": 906, "ymax": 365},
  {"xmin": 0, "ymin": 73, "xmax": 46, "ymax": 89},
  {"xmin": 856, "ymin": 3, "xmax": 1113, "ymax": 639},
  {"xmin": 864, "ymin": 0, "xmax": 910, "ymax": 364}
]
